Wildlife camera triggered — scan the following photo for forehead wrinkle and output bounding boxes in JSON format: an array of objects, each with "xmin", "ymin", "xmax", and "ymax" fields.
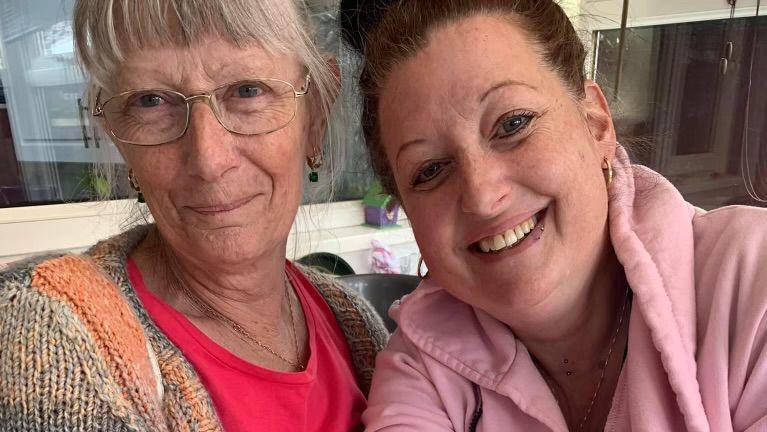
[{"xmin": 111, "ymin": 42, "xmax": 288, "ymax": 94}]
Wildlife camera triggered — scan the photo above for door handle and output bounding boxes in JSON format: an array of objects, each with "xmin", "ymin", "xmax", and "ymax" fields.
[
  {"xmin": 91, "ymin": 126, "xmax": 101, "ymax": 148},
  {"xmin": 77, "ymin": 97, "xmax": 91, "ymax": 148}
]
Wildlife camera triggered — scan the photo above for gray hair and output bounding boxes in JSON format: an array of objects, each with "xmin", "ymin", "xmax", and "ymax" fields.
[{"xmin": 73, "ymin": 0, "xmax": 343, "ymax": 205}]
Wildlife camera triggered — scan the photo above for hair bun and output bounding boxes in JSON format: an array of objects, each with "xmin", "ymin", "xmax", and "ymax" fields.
[{"xmin": 339, "ymin": 0, "xmax": 398, "ymax": 52}]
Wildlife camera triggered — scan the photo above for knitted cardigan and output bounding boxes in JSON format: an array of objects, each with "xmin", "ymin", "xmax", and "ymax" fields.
[{"xmin": 0, "ymin": 225, "xmax": 389, "ymax": 431}]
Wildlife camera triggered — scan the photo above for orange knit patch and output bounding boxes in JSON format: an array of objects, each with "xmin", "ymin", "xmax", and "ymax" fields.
[
  {"xmin": 160, "ymin": 355, "xmax": 218, "ymax": 431},
  {"xmin": 31, "ymin": 255, "xmax": 164, "ymax": 426}
]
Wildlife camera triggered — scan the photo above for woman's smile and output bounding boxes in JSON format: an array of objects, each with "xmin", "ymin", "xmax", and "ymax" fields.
[
  {"xmin": 186, "ymin": 194, "xmax": 258, "ymax": 216},
  {"xmin": 471, "ymin": 207, "xmax": 547, "ymax": 254}
]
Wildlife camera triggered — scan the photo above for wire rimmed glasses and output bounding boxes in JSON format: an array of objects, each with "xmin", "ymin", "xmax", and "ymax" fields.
[{"xmin": 92, "ymin": 75, "xmax": 311, "ymax": 146}]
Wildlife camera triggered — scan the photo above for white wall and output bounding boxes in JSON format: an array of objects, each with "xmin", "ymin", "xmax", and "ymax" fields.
[
  {"xmin": 560, "ymin": 0, "xmax": 582, "ymax": 17},
  {"xmin": 579, "ymin": 0, "xmax": 764, "ymax": 29}
]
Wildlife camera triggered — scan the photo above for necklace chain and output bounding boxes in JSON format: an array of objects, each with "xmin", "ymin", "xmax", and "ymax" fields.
[
  {"xmin": 535, "ymin": 286, "xmax": 631, "ymax": 432},
  {"xmin": 576, "ymin": 285, "xmax": 631, "ymax": 431},
  {"xmin": 177, "ymin": 271, "xmax": 304, "ymax": 370}
]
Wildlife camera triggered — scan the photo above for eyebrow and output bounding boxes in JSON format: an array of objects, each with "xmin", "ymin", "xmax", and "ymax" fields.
[
  {"xmin": 395, "ymin": 138, "xmax": 428, "ymax": 169},
  {"xmin": 479, "ymin": 79, "xmax": 538, "ymax": 103}
]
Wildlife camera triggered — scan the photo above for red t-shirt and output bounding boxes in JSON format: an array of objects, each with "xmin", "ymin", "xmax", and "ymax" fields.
[{"xmin": 128, "ymin": 259, "xmax": 366, "ymax": 432}]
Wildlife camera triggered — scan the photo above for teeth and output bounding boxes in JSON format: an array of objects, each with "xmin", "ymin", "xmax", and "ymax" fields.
[
  {"xmin": 476, "ymin": 215, "xmax": 540, "ymax": 253},
  {"xmin": 492, "ymin": 235, "xmax": 506, "ymax": 251},
  {"xmin": 514, "ymin": 226, "xmax": 525, "ymax": 238},
  {"xmin": 503, "ymin": 230, "xmax": 518, "ymax": 246}
]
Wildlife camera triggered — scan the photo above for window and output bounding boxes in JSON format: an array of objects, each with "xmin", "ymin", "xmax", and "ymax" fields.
[
  {"xmin": 0, "ymin": 0, "xmax": 375, "ymax": 209},
  {"xmin": 593, "ymin": 11, "xmax": 767, "ymax": 209},
  {"xmin": 0, "ymin": 1, "xmax": 120, "ymax": 208}
]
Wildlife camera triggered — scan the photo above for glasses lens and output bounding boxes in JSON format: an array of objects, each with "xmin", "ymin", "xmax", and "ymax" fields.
[
  {"xmin": 102, "ymin": 90, "xmax": 187, "ymax": 145},
  {"xmin": 213, "ymin": 79, "xmax": 297, "ymax": 135}
]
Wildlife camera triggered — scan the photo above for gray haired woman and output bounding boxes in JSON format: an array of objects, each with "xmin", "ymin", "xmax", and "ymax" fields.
[{"xmin": 0, "ymin": 1, "xmax": 386, "ymax": 431}]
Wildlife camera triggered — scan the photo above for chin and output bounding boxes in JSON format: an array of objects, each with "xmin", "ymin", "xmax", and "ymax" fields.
[
  {"xmin": 454, "ymin": 271, "xmax": 557, "ymax": 316},
  {"xmin": 188, "ymin": 226, "xmax": 278, "ymax": 264}
]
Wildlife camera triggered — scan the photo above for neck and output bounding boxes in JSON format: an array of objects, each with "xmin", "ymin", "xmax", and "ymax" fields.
[
  {"xmin": 514, "ymin": 244, "xmax": 627, "ymax": 387},
  {"xmin": 509, "ymin": 241, "xmax": 630, "ymax": 431},
  {"xmin": 133, "ymin": 228, "xmax": 288, "ymax": 327}
]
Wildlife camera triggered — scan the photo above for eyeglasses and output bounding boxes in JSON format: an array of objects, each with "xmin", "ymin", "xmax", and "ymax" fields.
[{"xmin": 92, "ymin": 75, "xmax": 311, "ymax": 146}]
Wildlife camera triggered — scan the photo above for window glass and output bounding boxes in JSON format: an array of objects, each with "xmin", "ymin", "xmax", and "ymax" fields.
[
  {"xmin": 0, "ymin": 0, "xmax": 123, "ymax": 208},
  {"xmin": 595, "ymin": 15, "xmax": 767, "ymax": 209}
]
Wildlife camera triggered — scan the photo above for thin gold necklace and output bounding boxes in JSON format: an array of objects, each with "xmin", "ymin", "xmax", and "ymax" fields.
[
  {"xmin": 535, "ymin": 286, "xmax": 631, "ymax": 431},
  {"xmin": 177, "ymin": 272, "xmax": 304, "ymax": 370},
  {"xmin": 575, "ymin": 286, "xmax": 630, "ymax": 431}
]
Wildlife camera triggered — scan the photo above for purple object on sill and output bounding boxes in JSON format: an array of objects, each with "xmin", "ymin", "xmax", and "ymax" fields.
[
  {"xmin": 365, "ymin": 205, "xmax": 400, "ymax": 227},
  {"xmin": 362, "ymin": 181, "xmax": 401, "ymax": 227}
]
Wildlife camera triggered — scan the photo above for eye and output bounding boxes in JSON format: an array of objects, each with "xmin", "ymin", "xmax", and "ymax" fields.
[
  {"xmin": 236, "ymin": 83, "xmax": 266, "ymax": 98},
  {"xmin": 121, "ymin": 91, "xmax": 179, "ymax": 111},
  {"xmin": 139, "ymin": 94, "xmax": 163, "ymax": 107},
  {"xmin": 412, "ymin": 160, "xmax": 451, "ymax": 187},
  {"xmin": 495, "ymin": 112, "xmax": 535, "ymax": 139},
  {"xmin": 125, "ymin": 93, "xmax": 169, "ymax": 109}
]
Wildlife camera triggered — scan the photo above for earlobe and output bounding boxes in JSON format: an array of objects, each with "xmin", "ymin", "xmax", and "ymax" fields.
[{"xmin": 582, "ymin": 80, "xmax": 617, "ymax": 157}]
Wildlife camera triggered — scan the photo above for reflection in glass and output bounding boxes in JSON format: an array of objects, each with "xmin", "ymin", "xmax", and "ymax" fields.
[{"xmin": 596, "ymin": 16, "xmax": 767, "ymax": 209}]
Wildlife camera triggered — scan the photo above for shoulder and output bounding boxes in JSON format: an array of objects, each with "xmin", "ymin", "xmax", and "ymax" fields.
[
  {"xmin": 1, "ymin": 253, "xmax": 79, "ymax": 305},
  {"xmin": 296, "ymin": 264, "xmax": 388, "ymax": 343},
  {"xmin": 692, "ymin": 205, "xmax": 767, "ymax": 279},
  {"xmin": 692, "ymin": 206, "xmax": 767, "ymax": 365},
  {"xmin": 693, "ymin": 204, "xmax": 767, "ymax": 238},
  {"xmin": 0, "ymin": 252, "xmax": 148, "ymax": 359},
  {"xmin": 0, "ymin": 255, "xmax": 104, "ymax": 348},
  {"xmin": 293, "ymin": 264, "xmax": 389, "ymax": 394},
  {"xmin": 692, "ymin": 206, "xmax": 767, "ymax": 428},
  {"xmin": 0, "ymin": 253, "xmax": 161, "ymax": 429}
]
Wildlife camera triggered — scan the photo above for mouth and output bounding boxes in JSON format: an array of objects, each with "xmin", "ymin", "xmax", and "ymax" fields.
[
  {"xmin": 188, "ymin": 195, "xmax": 256, "ymax": 215},
  {"xmin": 472, "ymin": 207, "xmax": 547, "ymax": 254}
]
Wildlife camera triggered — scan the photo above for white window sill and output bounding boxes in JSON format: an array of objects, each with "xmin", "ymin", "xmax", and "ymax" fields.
[{"xmin": 0, "ymin": 199, "xmax": 417, "ymax": 272}]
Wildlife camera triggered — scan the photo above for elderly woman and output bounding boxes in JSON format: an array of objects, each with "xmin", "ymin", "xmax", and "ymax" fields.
[
  {"xmin": 340, "ymin": 0, "xmax": 767, "ymax": 431},
  {"xmin": 0, "ymin": 1, "xmax": 388, "ymax": 431}
]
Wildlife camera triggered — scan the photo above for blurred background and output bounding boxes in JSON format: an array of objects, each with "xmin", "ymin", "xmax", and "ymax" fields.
[{"xmin": 0, "ymin": 0, "xmax": 764, "ymax": 271}]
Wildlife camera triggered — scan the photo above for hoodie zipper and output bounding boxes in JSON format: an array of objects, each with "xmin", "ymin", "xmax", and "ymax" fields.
[{"xmin": 469, "ymin": 383, "xmax": 483, "ymax": 432}]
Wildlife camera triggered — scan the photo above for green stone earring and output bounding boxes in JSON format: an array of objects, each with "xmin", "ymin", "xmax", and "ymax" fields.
[{"xmin": 307, "ymin": 154, "xmax": 323, "ymax": 183}]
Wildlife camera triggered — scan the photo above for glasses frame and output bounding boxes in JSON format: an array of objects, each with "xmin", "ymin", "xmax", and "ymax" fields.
[{"xmin": 91, "ymin": 74, "xmax": 311, "ymax": 146}]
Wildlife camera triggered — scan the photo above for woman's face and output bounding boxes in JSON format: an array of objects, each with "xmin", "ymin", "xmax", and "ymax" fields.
[
  {"xmin": 378, "ymin": 15, "xmax": 617, "ymax": 322},
  {"xmin": 112, "ymin": 36, "xmax": 318, "ymax": 266}
]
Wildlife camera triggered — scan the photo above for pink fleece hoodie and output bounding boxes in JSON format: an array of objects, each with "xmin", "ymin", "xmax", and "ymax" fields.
[{"xmin": 363, "ymin": 148, "xmax": 767, "ymax": 431}]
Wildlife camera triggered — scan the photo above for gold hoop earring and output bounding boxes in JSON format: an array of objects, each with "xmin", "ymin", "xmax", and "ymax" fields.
[
  {"xmin": 128, "ymin": 169, "xmax": 146, "ymax": 203},
  {"xmin": 602, "ymin": 157, "xmax": 613, "ymax": 187},
  {"xmin": 307, "ymin": 153, "xmax": 324, "ymax": 183},
  {"xmin": 417, "ymin": 256, "xmax": 429, "ymax": 279}
]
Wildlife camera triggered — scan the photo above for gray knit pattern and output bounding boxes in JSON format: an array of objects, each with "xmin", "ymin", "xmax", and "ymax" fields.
[{"xmin": 0, "ymin": 225, "xmax": 389, "ymax": 431}]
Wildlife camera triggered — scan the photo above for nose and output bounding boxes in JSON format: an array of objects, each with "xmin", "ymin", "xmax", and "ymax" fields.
[
  {"xmin": 183, "ymin": 102, "xmax": 239, "ymax": 182},
  {"xmin": 458, "ymin": 150, "xmax": 511, "ymax": 217}
]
